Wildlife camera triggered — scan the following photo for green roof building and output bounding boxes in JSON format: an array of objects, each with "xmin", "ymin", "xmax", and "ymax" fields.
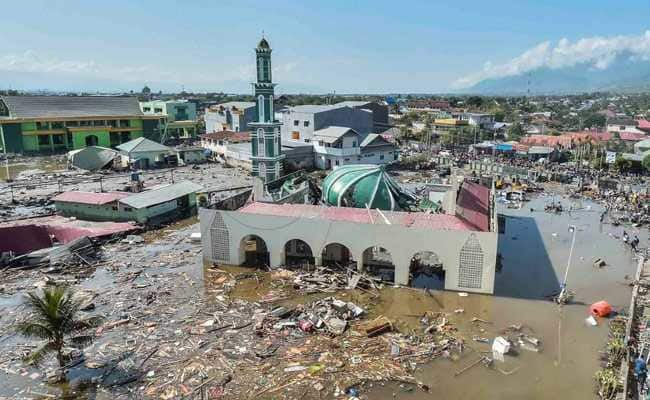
[
  {"xmin": 322, "ymin": 164, "xmax": 417, "ymax": 210},
  {"xmin": 0, "ymin": 96, "xmax": 161, "ymax": 154}
]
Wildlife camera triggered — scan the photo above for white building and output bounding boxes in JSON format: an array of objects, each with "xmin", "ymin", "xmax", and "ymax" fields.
[
  {"xmin": 459, "ymin": 113, "xmax": 495, "ymax": 129},
  {"xmin": 199, "ymin": 179, "xmax": 498, "ymax": 294},
  {"xmin": 204, "ymin": 102, "xmax": 256, "ymax": 133},
  {"xmin": 140, "ymin": 100, "xmax": 198, "ymax": 140},
  {"xmin": 607, "ymin": 119, "xmax": 644, "ymax": 135}
]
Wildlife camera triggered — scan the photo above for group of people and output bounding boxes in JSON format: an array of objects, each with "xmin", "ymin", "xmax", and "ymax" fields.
[{"xmin": 623, "ymin": 230, "xmax": 641, "ymax": 252}]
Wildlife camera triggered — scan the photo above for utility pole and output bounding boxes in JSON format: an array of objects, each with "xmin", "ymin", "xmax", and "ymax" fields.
[{"xmin": 557, "ymin": 225, "xmax": 577, "ymax": 304}]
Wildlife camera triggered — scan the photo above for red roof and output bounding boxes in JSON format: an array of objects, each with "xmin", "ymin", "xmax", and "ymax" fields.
[
  {"xmin": 201, "ymin": 131, "xmax": 250, "ymax": 142},
  {"xmin": 521, "ymin": 131, "xmax": 612, "ymax": 147},
  {"xmin": 619, "ymin": 131, "xmax": 647, "ymax": 141},
  {"xmin": 637, "ymin": 119, "xmax": 650, "ymax": 130},
  {"xmin": 52, "ymin": 191, "xmax": 129, "ymax": 205},
  {"xmin": 456, "ymin": 181, "xmax": 490, "ymax": 232},
  {"xmin": 239, "ymin": 202, "xmax": 479, "ymax": 231}
]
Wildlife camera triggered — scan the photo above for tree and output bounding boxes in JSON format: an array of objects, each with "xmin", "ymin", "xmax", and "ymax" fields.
[
  {"xmin": 466, "ymin": 96, "xmax": 484, "ymax": 109},
  {"xmin": 16, "ymin": 286, "xmax": 104, "ymax": 367},
  {"xmin": 614, "ymin": 154, "xmax": 632, "ymax": 172},
  {"xmin": 643, "ymin": 153, "xmax": 650, "ymax": 172},
  {"xmin": 507, "ymin": 122, "xmax": 525, "ymax": 141},
  {"xmin": 582, "ymin": 112, "xmax": 606, "ymax": 129}
]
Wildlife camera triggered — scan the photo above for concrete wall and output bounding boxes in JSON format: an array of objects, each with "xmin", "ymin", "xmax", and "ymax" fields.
[
  {"xmin": 315, "ymin": 107, "xmax": 373, "ymax": 138},
  {"xmin": 200, "ymin": 208, "xmax": 498, "ymax": 294},
  {"xmin": 360, "ymin": 144, "xmax": 397, "ymax": 164},
  {"xmin": 281, "ymin": 111, "xmax": 315, "ymax": 142}
]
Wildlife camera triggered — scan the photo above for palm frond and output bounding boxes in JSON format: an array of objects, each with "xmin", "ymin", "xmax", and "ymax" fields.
[
  {"xmin": 24, "ymin": 342, "xmax": 58, "ymax": 366},
  {"xmin": 71, "ymin": 316, "xmax": 105, "ymax": 332},
  {"xmin": 15, "ymin": 322, "xmax": 54, "ymax": 340},
  {"xmin": 68, "ymin": 335, "xmax": 96, "ymax": 349}
]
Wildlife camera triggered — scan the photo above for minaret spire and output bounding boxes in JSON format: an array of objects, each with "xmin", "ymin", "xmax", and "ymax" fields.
[{"xmin": 249, "ymin": 37, "xmax": 284, "ymax": 182}]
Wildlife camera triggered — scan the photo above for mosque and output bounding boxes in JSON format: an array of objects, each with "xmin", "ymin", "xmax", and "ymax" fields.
[{"xmin": 199, "ymin": 39, "xmax": 499, "ymax": 294}]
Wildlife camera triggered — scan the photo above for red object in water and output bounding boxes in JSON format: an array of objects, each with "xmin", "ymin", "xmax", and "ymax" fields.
[
  {"xmin": 590, "ymin": 301, "xmax": 612, "ymax": 317},
  {"xmin": 299, "ymin": 320, "xmax": 314, "ymax": 332}
]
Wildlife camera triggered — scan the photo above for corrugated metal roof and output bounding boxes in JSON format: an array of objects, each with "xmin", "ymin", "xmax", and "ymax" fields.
[
  {"xmin": 210, "ymin": 101, "xmax": 255, "ymax": 110},
  {"xmin": 239, "ymin": 202, "xmax": 477, "ymax": 231},
  {"xmin": 313, "ymin": 126, "xmax": 358, "ymax": 144},
  {"xmin": 333, "ymin": 101, "xmax": 372, "ymax": 108},
  {"xmin": 119, "ymin": 181, "xmax": 203, "ymax": 209},
  {"xmin": 0, "ymin": 96, "xmax": 143, "ymax": 119},
  {"xmin": 52, "ymin": 191, "xmax": 129, "ymax": 205},
  {"xmin": 116, "ymin": 137, "xmax": 172, "ymax": 153},
  {"xmin": 288, "ymin": 105, "xmax": 337, "ymax": 114}
]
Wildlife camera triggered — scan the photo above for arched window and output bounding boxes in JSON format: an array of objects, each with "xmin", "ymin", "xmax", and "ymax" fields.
[
  {"xmin": 257, "ymin": 128, "xmax": 265, "ymax": 156},
  {"xmin": 259, "ymin": 162, "xmax": 267, "ymax": 178},
  {"xmin": 258, "ymin": 95, "xmax": 265, "ymax": 122}
]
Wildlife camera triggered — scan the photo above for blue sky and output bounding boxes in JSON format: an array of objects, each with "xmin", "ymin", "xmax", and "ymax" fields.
[{"xmin": 2, "ymin": 0, "xmax": 650, "ymax": 93}]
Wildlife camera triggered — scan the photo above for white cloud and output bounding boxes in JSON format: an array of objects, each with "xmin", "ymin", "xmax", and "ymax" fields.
[
  {"xmin": 454, "ymin": 31, "xmax": 650, "ymax": 88},
  {"xmin": 0, "ymin": 50, "xmax": 180, "ymax": 84}
]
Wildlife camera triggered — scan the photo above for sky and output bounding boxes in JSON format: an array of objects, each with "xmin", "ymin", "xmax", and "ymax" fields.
[{"xmin": 2, "ymin": 0, "xmax": 650, "ymax": 94}]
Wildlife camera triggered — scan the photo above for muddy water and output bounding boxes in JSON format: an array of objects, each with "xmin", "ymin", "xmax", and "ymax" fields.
[
  {"xmin": 367, "ymin": 195, "xmax": 647, "ymax": 400},
  {"xmin": 0, "ymin": 158, "xmax": 67, "ymax": 181}
]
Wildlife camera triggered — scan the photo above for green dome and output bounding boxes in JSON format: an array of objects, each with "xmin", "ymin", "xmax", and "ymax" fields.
[{"xmin": 322, "ymin": 164, "xmax": 416, "ymax": 211}]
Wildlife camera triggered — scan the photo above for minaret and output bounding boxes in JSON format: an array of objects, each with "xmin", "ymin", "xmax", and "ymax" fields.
[{"xmin": 249, "ymin": 37, "xmax": 284, "ymax": 182}]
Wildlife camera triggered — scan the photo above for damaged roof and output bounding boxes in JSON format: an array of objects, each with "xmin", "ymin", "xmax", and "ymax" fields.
[
  {"xmin": 119, "ymin": 181, "xmax": 204, "ymax": 209},
  {"xmin": 52, "ymin": 191, "xmax": 129, "ymax": 205},
  {"xmin": 0, "ymin": 96, "xmax": 143, "ymax": 119}
]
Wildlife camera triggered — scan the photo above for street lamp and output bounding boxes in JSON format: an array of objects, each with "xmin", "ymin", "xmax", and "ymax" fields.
[{"xmin": 557, "ymin": 225, "xmax": 577, "ymax": 304}]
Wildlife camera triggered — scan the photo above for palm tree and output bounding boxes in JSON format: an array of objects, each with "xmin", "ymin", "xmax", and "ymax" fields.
[{"xmin": 15, "ymin": 285, "xmax": 104, "ymax": 367}]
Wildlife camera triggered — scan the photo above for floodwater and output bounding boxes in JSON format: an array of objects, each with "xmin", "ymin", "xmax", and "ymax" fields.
[
  {"xmin": 0, "ymin": 158, "xmax": 67, "ymax": 181},
  {"xmin": 366, "ymin": 194, "xmax": 648, "ymax": 400}
]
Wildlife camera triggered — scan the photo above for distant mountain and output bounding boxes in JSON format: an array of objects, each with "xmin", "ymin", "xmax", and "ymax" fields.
[
  {"xmin": 0, "ymin": 71, "xmax": 327, "ymax": 95},
  {"xmin": 461, "ymin": 55, "xmax": 650, "ymax": 95}
]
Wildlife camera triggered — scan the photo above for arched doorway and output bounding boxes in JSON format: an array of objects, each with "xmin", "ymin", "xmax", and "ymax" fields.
[
  {"xmin": 321, "ymin": 242, "xmax": 353, "ymax": 267},
  {"xmin": 284, "ymin": 239, "xmax": 314, "ymax": 266},
  {"xmin": 362, "ymin": 246, "xmax": 395, "ymax": 282},
  {"xmin": 85, "ymin": 135, "xmax": 99, "ymax": 146},
  {"xmin": 410, "ymin": 251, "xmax": 445, "ymax": 290},
  {"xmin": 239, "ymin": 235, "xmax": 269, "ymax": 267}
]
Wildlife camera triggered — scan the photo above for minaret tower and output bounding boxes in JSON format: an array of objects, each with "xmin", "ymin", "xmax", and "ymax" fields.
[{"xmin": 249, "ymin": 37, "xmax": 284, "ymax": 182}]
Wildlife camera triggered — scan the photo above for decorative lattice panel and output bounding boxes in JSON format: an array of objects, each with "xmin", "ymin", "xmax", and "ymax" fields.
[
  {"xmin": 210, "ymin": 212, "xmax": 230, "ymax": 262},
  {"xmin": 458, "ymin": 234, "xmax": 484, "ymax": 289}
]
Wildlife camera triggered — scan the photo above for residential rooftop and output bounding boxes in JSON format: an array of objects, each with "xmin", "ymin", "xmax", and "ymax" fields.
[
  {"xmin": 0, "ymin": 96, "xmax": 144, "ymax": 120},
  {"xmin": 52, "ymin": 191, "xmax": 129, "ymax": 205},
  {"xmin": 120, "ymin": 181, "xmax": 204, "ymax": 209}
]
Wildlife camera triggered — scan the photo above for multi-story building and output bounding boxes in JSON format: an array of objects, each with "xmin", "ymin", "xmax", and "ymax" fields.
[
  {"xmin": 333, "ymin": 101, "xmax": 390, "ymax": 132},
  {"xmin": 0, "ymin": 96, "xmax": 160, "ymax": 154},
  {"xmin": 249, "ymin": 37, "xmax": 284, "ymax": 182},
  {"xmin": 204, "ymin": 101, "xmax": 256, "ymax": 133},
  {"xmin": 607, "ymin": 118, "xmax": 645, "ymax": 135},
  {"xmin": 140, "ymin": 100, "xmax": 198, "ymax": 141},
  {"xmin": 281, "ymin": 104, "xmax": 373, "ymax": 144},
  {"xmin": 458, "ymin": 113, "xmax": 495, "ymax": 130}
]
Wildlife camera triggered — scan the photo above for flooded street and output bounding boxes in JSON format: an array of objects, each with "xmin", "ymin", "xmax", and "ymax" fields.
[
  {"xmin": 0, "ymin": 157, "xmax": 67, "ymax": 181},
  {"xmin": 368, "ymin": 194, "xmax": 647, "ymax": 400}
]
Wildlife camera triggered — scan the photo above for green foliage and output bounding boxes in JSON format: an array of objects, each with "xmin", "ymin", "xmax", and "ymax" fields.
[
  {"xmin": 507, "ymin": 122, "xmax": 525, "ymax": 141},
  {"xmin": 643, "ymin": 153, "xmax": 650, "ymax": 171},
  {"xmin": 15, "ymin": 286, "xmax": 104, "ymax": 367},
  {"xmin": 466, "ymin": 96, "xmax": 484, "ymax": 108},
  {"xmin": 614, "ymin": 154, "xmax": 632, "ymax": 172},
  {"xmin": 582, "ymin": 112, "xmax": 606, "ymax": 128}
]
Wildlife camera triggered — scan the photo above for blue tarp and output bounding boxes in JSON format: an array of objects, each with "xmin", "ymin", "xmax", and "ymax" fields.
[{"xmin": 495, "ymin": 144, "xmax": 514, "ymax": 151}]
